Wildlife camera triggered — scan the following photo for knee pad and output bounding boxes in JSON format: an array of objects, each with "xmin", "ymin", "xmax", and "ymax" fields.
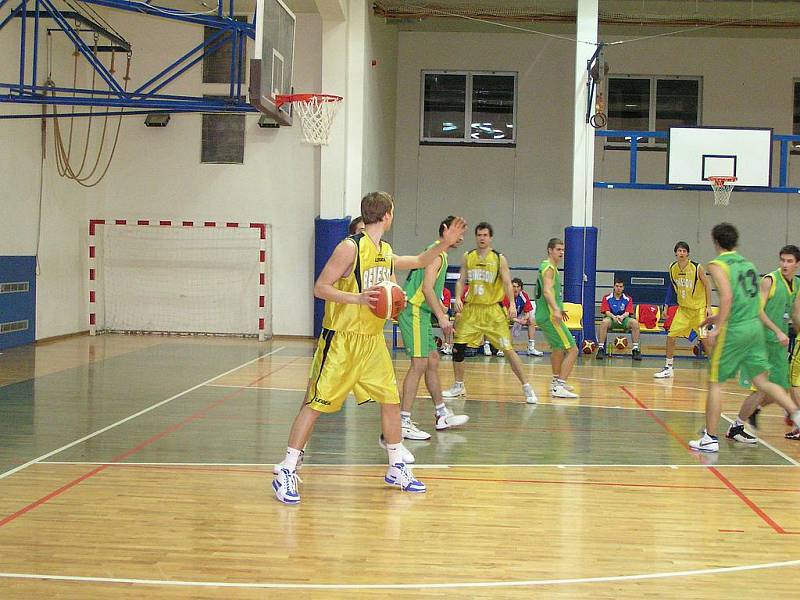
[{"xmin": 452, "ymin": 343, "xmax": 467, "ymax": 362}]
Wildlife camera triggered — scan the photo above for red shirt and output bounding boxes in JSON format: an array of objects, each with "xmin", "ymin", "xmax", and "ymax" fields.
[{"xmin": 502, "ymin": 290, "xmax": 534, "ymax": 313}]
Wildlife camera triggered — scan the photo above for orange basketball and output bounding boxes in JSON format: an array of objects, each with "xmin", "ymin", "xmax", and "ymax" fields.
[{"xmin": 371, "ymin": 280, "xmax": 406, "ymax": 320}]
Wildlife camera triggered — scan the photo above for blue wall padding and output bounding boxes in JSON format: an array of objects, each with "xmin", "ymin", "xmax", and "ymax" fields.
[
  {"xmin": 563, "ymin": 227, "xmax": 598, "ymax": 342},
  {"xmin": 0, "ymin": 256, "xmax": 36, "ymax": 350},
  {"xmin": 314, "ymin": 217, "xmax": 351, "ymax": 337}
]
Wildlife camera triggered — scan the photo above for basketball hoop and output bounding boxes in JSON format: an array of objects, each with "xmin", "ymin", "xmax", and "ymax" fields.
[
  {"xmin": 275, "ymin": 93, "xmax": 343, "ymax": 145},
  {"xmin": 708, "ymin": 176, "xmax": 737, "ymax": 207}
]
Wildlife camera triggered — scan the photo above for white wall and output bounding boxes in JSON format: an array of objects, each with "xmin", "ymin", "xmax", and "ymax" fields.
[{"xmin": 395, "ymin": 30, "xmax": 800, "ymax": 274}]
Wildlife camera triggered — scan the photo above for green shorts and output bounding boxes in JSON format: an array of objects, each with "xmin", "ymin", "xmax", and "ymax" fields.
[
  {"xmin": 398, "ymin": 304, "xmax": 437, "ymax": 358},
  {"xmin": 605, "ymin": 316, "xmax": 632, "ymax": 331},
  {"xmin": 537, "ymin": 313, "xmax": 576, "ymax": 351},
  {"xmin": 739, "ymin": 339, "xmax": 789, "ymax": 389},
  {"xmin": 709, "ymin": 319, "xmax": 770, "ymax": 384}
]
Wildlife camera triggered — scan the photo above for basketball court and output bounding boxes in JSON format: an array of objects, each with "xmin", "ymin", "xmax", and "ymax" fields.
[{"xmin": 2, "ymin": 0, "xmax": 800, "ymax": 597}]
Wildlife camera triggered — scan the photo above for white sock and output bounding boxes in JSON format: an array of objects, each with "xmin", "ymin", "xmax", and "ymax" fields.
[
  {"xmin": 282, "ymin": 447, "xmax": 302, "ymax": 471},
  {"xmin": 734, "ymin": 418, "xmax": 745, "ymax": 427},
  {"xmin": 597, "ymin": 343, "xmax": 604, "ymax": 349},
  {"xmin": 791, "ymin": 411, "xmax": 800, "ymax": 429},
  {"xmin": 632, "ymin": 343, "xmax": 639, "ymax": 349},
  {"xmin": 434, "ymin": 403, "xmax": 447, "ymax": 416},
  {"xmin": 386, "ymin": 442, "xmax": 405, "ymax": 465},
  {"xmin": 400, "ymin": 411, "xmax": 412, "ymax": 421},
  {"xmin": 665, "ymin": 358, "xmax": 674, "ymax": 367}
]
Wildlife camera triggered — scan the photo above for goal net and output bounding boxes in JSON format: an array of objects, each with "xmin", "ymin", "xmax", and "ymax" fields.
[{"xmin": 89, "ymin": 220, "xmax": 270, "ymax": 340}]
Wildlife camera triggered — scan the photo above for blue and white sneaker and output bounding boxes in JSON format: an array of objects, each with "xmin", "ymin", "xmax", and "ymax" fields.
[
  {"xmin": 384, "ymin": 463, "xmax": 426, "ymax": 493},
  {"xmin": 272, "ymin": 468, "xmax": 301, "ymax": 504}
]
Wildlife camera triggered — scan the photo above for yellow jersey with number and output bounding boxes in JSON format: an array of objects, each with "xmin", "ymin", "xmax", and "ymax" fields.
[
  {"xmin": 464, "ymin": 249, "xmax": 504, "ymax": 305},
  {"xmin": 669, "ymin": 260, "xmax": 707, "ymax": 310},
  {"xmin": 322, "ymin": 233, "xmax": 393, "ymax": 335}
]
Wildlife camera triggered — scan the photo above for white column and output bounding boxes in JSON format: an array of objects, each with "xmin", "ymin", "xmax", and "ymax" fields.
[
  {"xmin": 316, "ymin": 0, "xmax": 367, "ymax": 220},
  {"xmin": 571, "ymin": 0, "xmax": 599, "ymax": 227}
]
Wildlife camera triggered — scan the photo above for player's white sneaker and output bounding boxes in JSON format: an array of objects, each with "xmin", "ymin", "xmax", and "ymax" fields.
[
  {"xmin": 483, "ymin": 341, "xmax": 492, "ymax": 356},
  {"xmin": 496, "ymin": 349, "xmax": 505, "ymax": 357},
  {"xmin": 654, "ymin": 366, "xmax": 674, "ymax": 378},
  {"xmin": 527, "ymin": 343, "xmax": 544, "ymax": 356},
  {"xmin": 402, "ymin": 418, "xmax": 432, "ymax": 440},
  {"xmin": 442, "ymin": 382, "xmax": 466, "ymax": 398},
  {"xmin": 440, "ymin": 343, "xmax": 452, "ymax": 355},
  {"xmin": 689, "ymin": 431, "xmax": 719, "ymax": 453},
  {"xmin": 435, "ymin": 407, "xmax": 470, "ymax": 430},
  {"xmin": 384, "ymin": 463, "xmax": 426, "ymax": 493},
  {"xmin": 523, "ymin": 383, "xmax": 538, "ymax": 404},
  {"xmin": 273, "ymin": 449, "xmax": 304, "ymax": 475},
  {"xmin": 378, "ymin": 434, "xmax": 416, "ymax": 463},
  {"xmin": 551, "ymin": 384, "xmax": 578, "ymax": 399},
  {"xmin": 272, "ymin": 468, "xmax": 300, "ymax": 504}
]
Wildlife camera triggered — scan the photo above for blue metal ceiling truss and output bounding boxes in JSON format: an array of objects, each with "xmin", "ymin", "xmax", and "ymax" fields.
[
  {"xmin": 0, "ymin": 0, "xmax": 258, "ymax": 117},
  {"xmin": 595, "ymin": 130, "xmax": 800, "ymax": 194}
]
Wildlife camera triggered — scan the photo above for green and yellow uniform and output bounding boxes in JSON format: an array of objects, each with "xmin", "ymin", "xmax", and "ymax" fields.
[
  {"xmin": 398, "ymin": 241, "xmax": 447, "ymax": 358},
  {"xmin": 453, "ymin": 249, "xmax": 513, "ymax": 350},
  {"xmin": 708, "ymin": 251, "xmax": 770, "ymax": 384},
  {"xmin": 667, "ymin": 260, "xmax": 708, "ymax": 338},
  {"xmin": 307, "ymin": 233, "xmax": 400, "ymax": 413},
  {"xmin": 534, "ymin": 259, "xmax": 576, "ymax": 351}
]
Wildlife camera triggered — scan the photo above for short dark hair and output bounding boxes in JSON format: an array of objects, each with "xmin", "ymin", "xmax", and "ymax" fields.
[
  {"xmin": 475, "ymin": 222, "xmax": 493, "ymax": 236},
  {"xmin": 711, "ymin": 223, "xmax": 739, "ymax": 251},
  {"xmin": 614, "ymin": 277, "xmax": 624, "ymax": 285},
  {"xmin": 780, "ymin": 244, "xmax": 800, "ymax": 262},
  {"xmin": 547, "ymin": 238, "xmax": 563, "ymax": 250},
  {"xmin": 348, "ymin": 216, "xmax": 364, "ymax": 235},
  {"xmin": 511, "ymin": 277, "xmax": 524, "ymax": 288},
  {"xmin": 439, "ymin": 215, "xmax": 456, "ymax": 237},
  {"xmin": 674, "ymin": 241, "xmax": 690, "ymax": 254}
]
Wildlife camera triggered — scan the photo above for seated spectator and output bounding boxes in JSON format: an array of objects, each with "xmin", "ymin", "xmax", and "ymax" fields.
[
  {"xmin": 596, "ymin": 278, "xmax": 641, "ymax": 361},
  {"xmin": 499, "ymin": 278, "xmax": 543, "ymax": 356}
]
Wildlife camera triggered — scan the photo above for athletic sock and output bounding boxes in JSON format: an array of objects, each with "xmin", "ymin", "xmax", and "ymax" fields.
[
  {"xmin": 791, "ymin": 410, "xmax": 800, "ymax": 429},
  {"xmin": 665, "ymin": 358, "xmax": 674, "ymax": 367},
  {"xmin": 386, "ymin": 442, "xmax": 405, "ymax": 465},
  {"xmin": 283, "ymin": 447, "xmax": 302, "ymax": 471},
  {"xmin": 400, "ymin": 411, "xmax": 412, "ymax": 420},
  {"xmin": 632, "ymin": 343, "xmax": 639, "ymax": 350},
  {"xmin": 734, "ymin": 418, "xmax": 745, "ymax": 428},
  {"xmin": 597, "ymin": 343, "xmax": 605, "ymax": 349},
  {"xmin": 434, "ymin": 403, "xmax": 448, "ymax": 416}
]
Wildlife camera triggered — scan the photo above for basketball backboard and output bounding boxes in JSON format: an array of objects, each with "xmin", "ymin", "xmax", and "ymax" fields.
[
  {"xmin": 667, "ymin": 126, "xmax": 772, "ymax": 187},
  {"xmin": 249, "ymin": 0, "xmax": 296, "ymax": 125}
]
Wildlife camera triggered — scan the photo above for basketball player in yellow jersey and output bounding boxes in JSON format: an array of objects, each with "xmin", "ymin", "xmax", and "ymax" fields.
[
  {"xmin": 442, "ymin": 222, "xmax": 537, "ymax": 403},
  {"xmin": 654, "ymin": 241, "xmax": 712, "ymax": 378},
  {"xmin": 272, "ymin": 192, "xmax": 467, "ymax": 504}
]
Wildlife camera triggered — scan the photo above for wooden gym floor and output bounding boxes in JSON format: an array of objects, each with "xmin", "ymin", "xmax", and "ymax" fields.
[{"xmin": 0, "ymin": 334, "xmax": 798, "ymax": 599}]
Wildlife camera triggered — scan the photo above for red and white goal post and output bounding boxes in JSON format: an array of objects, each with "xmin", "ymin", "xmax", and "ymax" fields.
[{"xmin": 88, "ymin": 219, "xmax": 270, "ymax": 341}]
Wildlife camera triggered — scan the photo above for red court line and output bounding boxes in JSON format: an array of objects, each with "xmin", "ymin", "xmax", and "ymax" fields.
[
  {"xmin": 0, "ymin": 357, "xmax": 302, "ymax": 529},
  {"xmin": 621, "ymin": 385, "xmax": 789, "ymax": 535}
]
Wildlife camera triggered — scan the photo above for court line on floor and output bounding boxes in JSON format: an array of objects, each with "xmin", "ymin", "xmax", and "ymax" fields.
[
  {"xmin": 621, "ymin": 385, "xmax": 795, "ymax": 535},
  {"xmin": 1, "ymin": 558, "xmax": 799, "ymax": 590},
  {"xmin": 0, "ymin": 346, "xmax": 285, "ymax": 482}
]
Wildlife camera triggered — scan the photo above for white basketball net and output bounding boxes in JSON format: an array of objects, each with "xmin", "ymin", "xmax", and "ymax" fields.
[
  {"xmin": 709, "ymin": 177, "xmax": 736, "ymax": 206},
  {"xmin": 292, "ymin": 95, "xmax": 342, "ymax": 145}
]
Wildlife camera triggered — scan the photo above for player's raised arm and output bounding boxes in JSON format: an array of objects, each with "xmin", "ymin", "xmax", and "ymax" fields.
[
  {"xmin": 394, "ymin": 217, "xmax": 467, "ymax": 270},
  {"xmin": 313, "ymin": 239, "xmax": 379, "ymax": 307},
  {"xmin": 498, "ymin": 255, "xmax": 517, "ymax": 320}
]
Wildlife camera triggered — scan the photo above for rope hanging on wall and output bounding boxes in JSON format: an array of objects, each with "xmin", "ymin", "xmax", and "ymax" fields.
[{"xmin": 45, "ymin": 28, "xmax": 132, "ymax": 188}]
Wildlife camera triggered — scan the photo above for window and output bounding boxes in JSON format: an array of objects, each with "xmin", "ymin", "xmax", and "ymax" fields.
[
  {"xmin": 421, "ymin": 71, "xmax": 516, "ymax": 144},
  {"xmin": 201, "ymin": 96, "xmax": 245, "ymax": 164},
  {"xmin": 606, "ymin": 75, "xmax": 701, "ymax": 145},
  {"xmin": 202, "ymin": 17, "xmax": 248, "ymax": 84}
]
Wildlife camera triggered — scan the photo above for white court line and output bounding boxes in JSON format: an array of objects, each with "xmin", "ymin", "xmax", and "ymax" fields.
[
  {"xmin": 38, "ymin": 461, "xmax": 797, "ymax": 469},
  {"xmin": 1, "ymin": 558, "xmax": 799, "ymax": 590},
  {"xmin": 720, "ymin": 413, "xmax": 800, "ymax": 466},
  {"xmin": 0, "ymin": 346, "xmax": 286, "ymax": 481}
]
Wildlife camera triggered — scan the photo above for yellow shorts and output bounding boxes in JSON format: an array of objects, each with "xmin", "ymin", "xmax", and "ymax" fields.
[
  {"xmin": 789, "ymin": 343, "xmax": 800, "ymax": 388},
  {"xmin": 668, "ymin": 306, "xmax": 705, "ymax": 338},
  {"xmin": 307, "ymin": 329, "xmax": 400, "ymax": 413},
  {"xmin": 453, "ymin": 303, "xmax": 512, "ymax": 350}
]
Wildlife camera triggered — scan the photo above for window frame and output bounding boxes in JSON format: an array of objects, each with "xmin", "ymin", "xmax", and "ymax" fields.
[
  {"xmin": 420, "ymin": 70, "xmax": 518, "ymax": 146},
  {"xmin": 604, "ymin": 74, "xmax": 702, "ymax": 149}
]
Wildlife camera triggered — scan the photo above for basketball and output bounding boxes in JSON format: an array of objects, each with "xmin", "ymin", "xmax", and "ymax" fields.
[
  {"xmin": 614, "ymin": 336, "xmax": 629, "ymax": 350},
  {"xmin": 582, "ymin": 340, "xmax": 597, "ymax": 354},
  {"xmin": 371, "ymin": 280, "xmax": 406, "ymax": 320}
]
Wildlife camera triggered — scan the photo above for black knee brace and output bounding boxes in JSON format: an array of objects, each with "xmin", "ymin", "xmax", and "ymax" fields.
[{"xmin": 452, "ymin": 343, "xmax": 467, "ymax": 362}]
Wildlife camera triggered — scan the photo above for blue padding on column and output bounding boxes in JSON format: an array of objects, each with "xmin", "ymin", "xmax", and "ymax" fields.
[
  {"xmin": 0, "ymin": 256, "xmax": 36, "ymax": 350},
  {"xmin": 314, "ymin": 217, "xmax": 351, "ymax": 337},
  {"xmin": 564, "ymin": 227, "xmax": 598, "ymax": 343}
]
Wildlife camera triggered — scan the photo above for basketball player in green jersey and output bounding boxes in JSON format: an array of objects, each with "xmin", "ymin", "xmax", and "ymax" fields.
[
  {"xmin": 728, "ymin": 245, "xmax": 800, "ymax": 442},
  {"xmin": 690, "ymin": 224, "xmax": 800, "ymax": 453},
  {"xmin": 535, "ymin": 238, "xmax": 579, "ymax": 398},
  {"xmin": 272, "ymin": 192, "xmax": 466, "ymax": 503},
  {"xmin": 396, "ymin": 216, "xmax": 469, "ymax": 441},
  {"xmin": 442, "ymin": 222, "xmax": 537, "ymax": 403}
]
